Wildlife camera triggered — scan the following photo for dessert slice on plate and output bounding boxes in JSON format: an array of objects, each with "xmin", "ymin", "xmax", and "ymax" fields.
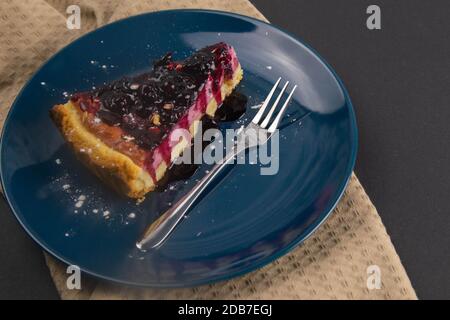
[{"xmin": 50, "ymin": 42, "xmax": 243, "ymax": 198}]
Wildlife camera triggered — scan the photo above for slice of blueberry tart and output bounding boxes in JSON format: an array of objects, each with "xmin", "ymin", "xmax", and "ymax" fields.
[{"xmin": 50, "ymin": 42, "xmax": 243, "ymax": 198}]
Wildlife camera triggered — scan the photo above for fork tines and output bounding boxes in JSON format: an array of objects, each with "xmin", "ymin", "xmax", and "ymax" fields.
[{"xmin": 251, "ymin": 77, "xmax": 297, "ymax": 132}]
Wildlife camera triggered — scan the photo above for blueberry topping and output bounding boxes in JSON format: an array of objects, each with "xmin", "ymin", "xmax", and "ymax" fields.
[{"xmin": 71, "ymin": 43, "xmax": 239, "ymax": 151}]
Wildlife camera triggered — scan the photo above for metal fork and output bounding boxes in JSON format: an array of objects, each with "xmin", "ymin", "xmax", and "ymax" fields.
[{"xmin": 136, "ymin": 77, "xmax": 297, "ymax": 249}]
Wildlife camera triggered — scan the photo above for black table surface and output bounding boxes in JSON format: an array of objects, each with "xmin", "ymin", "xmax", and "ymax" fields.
[{"xmin": 1, "ymin": 0, "xmax": 449, "ymax": 299}]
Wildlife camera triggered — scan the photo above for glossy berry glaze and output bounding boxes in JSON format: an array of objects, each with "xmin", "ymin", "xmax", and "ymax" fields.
[{"xmin": 70, "ymin": 42, "xmax": 241, "ymax": 182}]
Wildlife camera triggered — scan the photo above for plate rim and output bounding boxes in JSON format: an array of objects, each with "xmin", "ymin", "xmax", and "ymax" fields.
[{"xmin": 0, "ymin": 9, "xmax": 358, "ymax": 288}]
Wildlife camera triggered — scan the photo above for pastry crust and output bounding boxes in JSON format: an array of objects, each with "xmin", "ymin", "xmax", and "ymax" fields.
[
  {"xmin": 50, "ymin": 66, "xmax": 243, "ymax": 199},
  {"xmin": 50, "ymin": 102, "xmax": 155, "ymax": 198}
]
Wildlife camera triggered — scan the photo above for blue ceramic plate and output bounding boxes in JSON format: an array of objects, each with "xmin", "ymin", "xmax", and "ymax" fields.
[{"xmin": 0, "ymin": 10, "xmax": 357, "ymax": 287}]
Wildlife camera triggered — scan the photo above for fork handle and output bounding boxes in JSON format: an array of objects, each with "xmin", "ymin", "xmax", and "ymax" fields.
[{"xmin": 136, "ymin": 146, "xmax": 239, "ymax": 249}]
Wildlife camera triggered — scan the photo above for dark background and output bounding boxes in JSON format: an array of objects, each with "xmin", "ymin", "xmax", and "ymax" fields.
[{"xmin": 0, "ymin": 0, "xmax": 449, "ymax": 299}]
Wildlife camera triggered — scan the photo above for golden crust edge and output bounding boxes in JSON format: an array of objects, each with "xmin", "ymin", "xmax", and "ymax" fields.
[
  {"xmin": 50, "ymin": 103, "xmax": 155, "ymax": 199},
  {"xmin": 50, "ymin": 65, "xmax": 243, "ymax": 199}
]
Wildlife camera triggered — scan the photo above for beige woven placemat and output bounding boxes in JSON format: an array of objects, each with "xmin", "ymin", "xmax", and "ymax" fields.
[{"xmin": 0, "ymin": 0, "xmax": 417, "ymax": 300}]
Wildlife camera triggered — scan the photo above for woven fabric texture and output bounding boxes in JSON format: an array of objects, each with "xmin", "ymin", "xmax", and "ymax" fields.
[{"xmin": 0, "ymin": 0, "xmax": 417, "ymax": 300}]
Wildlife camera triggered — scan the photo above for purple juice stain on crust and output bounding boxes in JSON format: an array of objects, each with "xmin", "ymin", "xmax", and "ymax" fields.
[{"xmin": 155, "ymin": 94, "xmax": 248, "ymax": 189}]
